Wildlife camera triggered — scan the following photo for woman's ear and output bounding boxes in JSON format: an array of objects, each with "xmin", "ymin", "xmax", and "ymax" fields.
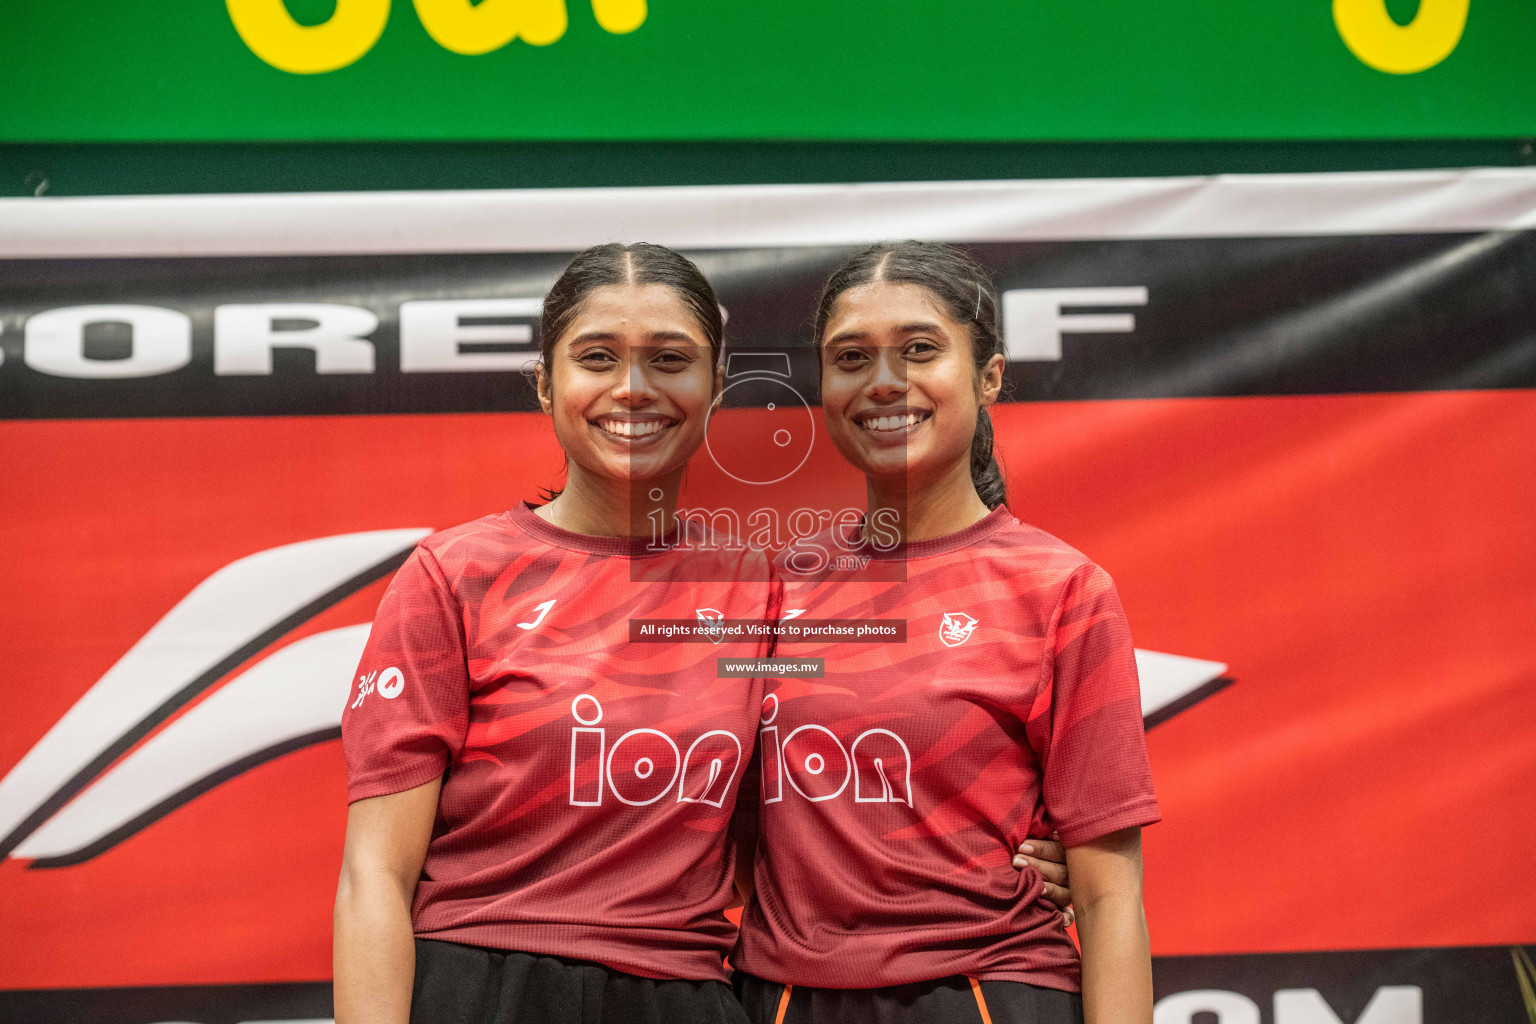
[
  {"xmin": 708, "ymin": 357, "xmax": 726, "ymax": 415},
  {"xmin": 978, "ymin": 352, "xmax": 1005, "ymax": 408},
  {"xmin": 535, "ymin": 361, "xmax": 555, "ymax": 416}
]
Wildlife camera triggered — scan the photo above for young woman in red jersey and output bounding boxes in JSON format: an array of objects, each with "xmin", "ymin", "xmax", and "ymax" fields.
[
  {"xmin": 733, "ymin": 242, "xmax": 1157, "ymax": 1024},
  {"xmin": 333, "ymin": 243, "xmax": 780, "ymax": 1024}
]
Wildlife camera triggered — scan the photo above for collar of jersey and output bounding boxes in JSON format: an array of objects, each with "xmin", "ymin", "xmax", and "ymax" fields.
[
  {"xmin": 850, "ymin": 504, "xmax": 1014, "ymax": 561},
  {"xmin": 507, "ymin": 501, "xmax": 686, "ymax": 558}
]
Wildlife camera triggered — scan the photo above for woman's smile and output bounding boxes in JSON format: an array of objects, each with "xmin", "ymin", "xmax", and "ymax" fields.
[
  {"xmin": 591, "ymin": 412, "xmax": 681, "ymax": 444},
  {"xmin": 850, "ymin": 405, "xmax": 933, "ymax": 446}
]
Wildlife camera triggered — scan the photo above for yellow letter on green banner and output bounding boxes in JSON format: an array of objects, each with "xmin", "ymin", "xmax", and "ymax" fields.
[
  {"xmin": 1333, "ymin": 0, "xmax": 1470, "ymax": 74},
  {"xmin": 227, "ymin": 0, "xmax": 391, "ymax": 74},
  {"xmin": 413, "ymin": 0, "xmax": 568, "ymax": 52},
  {"xmin": 591, "ymin": 0, "xmax": 646, "ymax": 34}
]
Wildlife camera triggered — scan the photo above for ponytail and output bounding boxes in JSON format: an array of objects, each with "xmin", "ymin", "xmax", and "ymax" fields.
[{"xmin": 970, "ymin": 407, "xmax": 1007, "ymax": 510}]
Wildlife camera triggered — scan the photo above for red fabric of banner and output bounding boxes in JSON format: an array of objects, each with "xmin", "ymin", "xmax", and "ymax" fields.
[{"xmin": 0, "ymin": 390, "xmax": 1532, "ymax": 989}]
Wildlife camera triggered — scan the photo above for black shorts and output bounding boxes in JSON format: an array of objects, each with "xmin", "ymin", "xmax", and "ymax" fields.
[
  {"xmin": 410, "ymin": 938, "xmax": 749, "ymax": 1024},
  {"xmin": 734, "ymin": 972, "xmax": 1084, "ymax": 1024}
]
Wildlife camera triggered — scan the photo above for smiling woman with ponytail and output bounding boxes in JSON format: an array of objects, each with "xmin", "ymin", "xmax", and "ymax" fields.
[
  {"xmin": 810, "ymin": 242, "xmax": 1010, "ymax": 515},
  {"xmin": 733, "ymin": 241, "xmax": 1160, "ymax": 1024}
]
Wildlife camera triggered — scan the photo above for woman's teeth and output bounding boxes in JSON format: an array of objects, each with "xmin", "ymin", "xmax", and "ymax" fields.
[
  {"xmin": 598, "ymin": 419, "xmax": 668, "ymax": 438},
  {"xmin": 861, "ymin": 413, "xmax": 925, "ymax": 432}
]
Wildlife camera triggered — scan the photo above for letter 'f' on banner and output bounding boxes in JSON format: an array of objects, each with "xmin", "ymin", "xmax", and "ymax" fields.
[{"xmin": 1002, "ymin": 287, "xmax": 1148, "ymax": 362}]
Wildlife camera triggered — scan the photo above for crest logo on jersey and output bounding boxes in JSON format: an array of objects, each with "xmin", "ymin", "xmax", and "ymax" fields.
[
  {"xmin": 938, "ymin": 611, "xmax": 979, "ymax": 647},
  {"xmin": 696, "ymin": 607, "xmax": 727, "ymax": 643}
]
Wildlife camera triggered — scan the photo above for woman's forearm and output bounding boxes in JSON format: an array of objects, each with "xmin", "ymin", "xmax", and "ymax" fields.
[
  {"xmin": 1075, "ymin": 892, "xmax": 1153, "ymax": 1024},
  {"xmin": 334, "ymin": 866, "xmax": 418, "ymax": 1024}
]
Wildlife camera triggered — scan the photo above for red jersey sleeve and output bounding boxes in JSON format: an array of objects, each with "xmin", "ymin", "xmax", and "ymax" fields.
[
  {"xmin": 342, "ymin": 545, "xmax": 470, "ymax": 803},
  {"xmin": 1029, "ymin": 563, "xmax": 1161, "ymax": 847}
]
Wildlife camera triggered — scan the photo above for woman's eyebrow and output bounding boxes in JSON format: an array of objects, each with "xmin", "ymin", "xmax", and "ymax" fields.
[
  {"xmin": 567, "ymin": 330, "xmax": 620, "ymax": 346},
  {"xmin": 646, "ymin": 330, "xmax": 703, "ymax": 344},
  {"xmin": 827, "ymin": 322, "xmax": 944, "ymax": 346}
]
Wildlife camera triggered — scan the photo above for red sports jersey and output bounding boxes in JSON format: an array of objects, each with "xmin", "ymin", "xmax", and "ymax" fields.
[
  {"xmin": 735, "ymin": 506, "xmax": 1159, "ymax": 991},
  {"xmin": 342, "ymin": 503, "xmax": 779, "ymax": 981}
]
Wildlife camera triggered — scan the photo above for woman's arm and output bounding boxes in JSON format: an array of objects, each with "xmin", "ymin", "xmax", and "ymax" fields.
[
  {"xmin": 333, "ymin": 778, "xmax": 442, "ymax": 1024},
  {"xmin": 1065, "ymin": 826, "xmax": 1152, "ymax": 1024}
]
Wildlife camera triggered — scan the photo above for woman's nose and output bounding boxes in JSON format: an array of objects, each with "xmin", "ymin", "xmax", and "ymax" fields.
[
  {"xmin": 612, "ymin": 361, "xmax": 659, "ymax": 405},
  {"xmin": 866, "ymin": 351, "xmax": 907, "ymax": 398}
]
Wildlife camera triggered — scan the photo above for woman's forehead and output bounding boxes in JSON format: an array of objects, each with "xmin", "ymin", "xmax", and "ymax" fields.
[
  {"xmin": 825, "ymin": 280, "xmax": 959, "ymax": 341},
  {"xmin": 561, "ymin": 283, "xmax": 711, "ymax": 345},
  {"xmin": 576, "ymin": 283, "xmax": 695, "ymax": 319},
  {"xmin": 830, "ymin": 281, "xmax": 954, "ymax": 325}
]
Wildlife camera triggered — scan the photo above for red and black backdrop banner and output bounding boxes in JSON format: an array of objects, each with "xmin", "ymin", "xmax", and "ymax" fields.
[{"xmin": 1, "ymin": 173, "xmax": 1534, "ymax": 1023}]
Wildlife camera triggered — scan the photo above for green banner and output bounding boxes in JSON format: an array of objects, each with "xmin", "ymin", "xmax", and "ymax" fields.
[{"xmin": 2, "ymin": 0, "xmax": 1533, "ymax": 142}]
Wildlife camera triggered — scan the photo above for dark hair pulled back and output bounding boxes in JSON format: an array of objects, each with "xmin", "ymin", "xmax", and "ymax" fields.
[
  {"xmin": 537, "ymin": 242, "xmax": 725, "ymax": 500},
  {"xmin": 812, "ymin": 241, "xmax": 1008, "ymax": 509},
  {"xmin": 541, "ymin": 242, "xmax": 724, "ymax": 366}
]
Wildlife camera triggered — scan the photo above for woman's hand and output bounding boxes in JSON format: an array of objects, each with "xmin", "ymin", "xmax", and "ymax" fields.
[
  {"xmin": 334, "ymin": 778, "xmax": 441, "ymax": 1024},
  {"xmin": 1013, "ymin": 832, "xmax": 1075, "ymax": 926}
]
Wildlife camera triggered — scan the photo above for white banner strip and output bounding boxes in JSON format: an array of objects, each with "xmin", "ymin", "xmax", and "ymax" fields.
[{"xmin": 2, "ymin": 169, "xmax": 1536, "ymax": 258}]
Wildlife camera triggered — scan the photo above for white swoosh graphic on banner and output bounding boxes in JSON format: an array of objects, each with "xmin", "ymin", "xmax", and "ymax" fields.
[
  {"xmin": 1135, "ymin": 648, "xmax": 1229, "ymax": 719},
  {"xmin": 0, "ymin": 529, "xmax": 428, "ymax": 854},
  {"xmin": 14, "ymin": 624, "xmax": 371, "ymax": 861},
  {"xmin": 0, "ymin": 527, "xmax": 1226, "ymax": 863}
]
